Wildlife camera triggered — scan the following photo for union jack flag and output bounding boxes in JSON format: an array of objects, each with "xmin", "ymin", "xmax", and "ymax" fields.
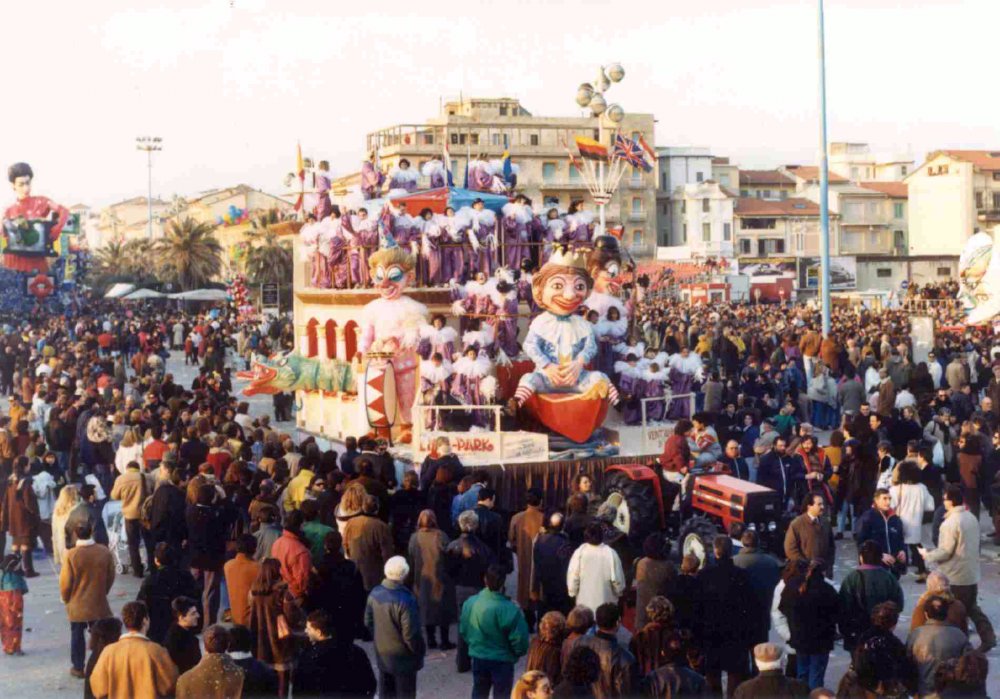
[{"xmin": 613, "ymin": 134, "xmax": 652, "ymax": 172}]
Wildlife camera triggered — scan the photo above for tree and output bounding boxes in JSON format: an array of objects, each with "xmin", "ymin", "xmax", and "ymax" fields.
[
  {"xmin": 89, "ymin": 238, "xmax": 157, "ymax": 289},
  {"xmin": 245, "ymin": 231, "xmax": 292, "ymax": 285},
  {"xmin": 155, "ymin": 217, "xmax": 222, "ymax": 290}
]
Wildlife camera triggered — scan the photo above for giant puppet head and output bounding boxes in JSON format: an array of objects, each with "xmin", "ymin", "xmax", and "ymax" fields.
[
  {"xmin": 367, "ymin": 236, "xmax": 415, "ymax": 301},
  {"xmin": 959, "ymin": 229, "xmax": 1000, "ymax": 324},
  {"xmin": 531, "ymin": 248, "xmax": 593, "ymax": 317},
  {"xmin": 587, "ymin": 235, "xmax": 631, "ymax": 295},
  {"xmin": 8, "ymin": 162, "xmax": 32, "ymax": 200}
]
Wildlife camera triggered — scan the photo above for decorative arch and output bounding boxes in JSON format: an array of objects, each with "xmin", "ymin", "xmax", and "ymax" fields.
[
  {"xmin": 344, "ymin": 320, "xmax": 359, "ymax": 360},
  {"xmin": 305, "ymin": 318, "xmax": 319, "ymax": 358},
  {"xmin": 325, "ymin": 319, "xmax": 338, "ymax": 359}
]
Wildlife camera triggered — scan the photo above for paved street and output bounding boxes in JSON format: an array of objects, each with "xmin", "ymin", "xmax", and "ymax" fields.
[{"xmin": 2, "ymin": 351, "xmax": 999, "ymax": 697}]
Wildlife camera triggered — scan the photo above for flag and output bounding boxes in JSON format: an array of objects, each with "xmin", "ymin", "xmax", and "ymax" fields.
[
  {"xmin": 638, "ymin": 134, "xmax": 656, "ymax": 161},
  {"xmin": 293, "ymin": 141, "xmax": 305, "ymax": 211},
  {"xmin": 443, "ymin": 132, "xmax": 454, "ymax": 187},
  {"xmin": 613, "ymin": 134, "xmax": 653, "ymax": 172},
  {"xmin": 501, "ymin": 134, "xmax": 513, "ymax": 184},
  {"xmin": 574, "ymin": 136, "xmax": 609, "ymax": 161}
]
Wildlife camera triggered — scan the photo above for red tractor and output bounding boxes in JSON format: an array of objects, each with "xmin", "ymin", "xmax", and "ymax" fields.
[{"xmin": 602, "ymin": 464, "xmax": 791, "ymax": 565}]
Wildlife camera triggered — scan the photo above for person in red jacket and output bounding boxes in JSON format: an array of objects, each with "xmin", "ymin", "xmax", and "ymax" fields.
[
  {"xmin": 659, "ymin": 419, "xmax": 693, "ymax": 519},
  {"xmin": 269, "ymin": 510, "xmax": 311, "ymax": 602}
]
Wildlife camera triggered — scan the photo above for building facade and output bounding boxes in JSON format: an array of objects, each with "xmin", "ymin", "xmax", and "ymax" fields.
[
  {"xmin": 659, "ymin": 181, "xmax": 734, "ymax": 260},
  {"xmin": 738, "ymin": 170, "xmax": 796, "ymax": 200},
  {"xmin": 828, "ymin": 142, "xmax": 914, "ymax": 183},
  {"xmin": 365, "ymin": 97, "xmax": 657, "ymax": 256},
  {"xmin": 733, "ymin": 198, "xmax": 833, "ymax": 258},
  {"xmin": 906, "ymin": 150, "xmax": 1000, "ymax": 257},
  {"xmin": 654, "ymin": 147, "xmax": 715, "ymax": 248}
]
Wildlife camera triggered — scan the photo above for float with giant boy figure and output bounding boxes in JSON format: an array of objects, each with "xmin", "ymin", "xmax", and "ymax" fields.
[
  {"xmin": 2, "ymin": 162, "xmax": 67, "ymax": 274},
  {"xmin": 508, "ymin": 245, "xmax": 620, "ymax": 443}
]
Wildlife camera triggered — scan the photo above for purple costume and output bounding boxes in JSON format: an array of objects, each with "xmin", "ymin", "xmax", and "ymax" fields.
[
  {"xmin": 339, "ymin": 215, "xmax": 363, "ymax": 288},
  {"xmin": 489, "ymin": 286, "xmax": 520, "ymax": 359},
  {"xmin": 615, "ymin": 361, "xmax": 643, "ymax": 426},
  {"xmin": 594, "ymin": 317, "xmax": 629, "ymax": 379},
  {"xmin": 440, "ymin": 214, "xmax": 465, "ymax": 284},
  {"xmin": 420, "ymin": 361, "xmax": 453, "ymax": 430},
  {"xmin": 313, "ymin": 171, "xmax": 333, "ymax": 221},
  {"xmin": 450, "ymin": 353, "xmax": 495, "ymax": 427},
  {"xmin": 351, "ymin": 216, "xmax": 379, "ymax": 287},
  {"xmin": 470, "ymin": 209, "xmax": 497, "ymax": 276},
  {"xmin": 418, "ymin": 324, "xmax": 458, "ymax": 362},
  {"xmin": 422, "ymin": 160, "xmax": 448, "ymax": 190},
  {"xmin": 326, "ymin": 220, "xmax": 350, "ymax": 290},
  {"xmin": 501, "ymin": 202, "xmax": 534, "ymax": 272},
  {"xmin": 566, "ymin": 211, "xmax": 596, "ymax": 251},
  {"xmin": 642, "ymin": 367, "xmax": 669, "ymax": 423},
  {"xmin": 361, "ymin": 161, "xmax": 384, "ymax": 200},
  {"xmin": 388, "ymin": 167, "xmax": 419, "ymax": 193},
  {"xmin": 420, "ymin": 215, "xmax": 446, "ymax": 286},
  {"xmin": 544, "ymin": 218, "xmax": 567, "ymax": 263},
  {"xmin": 302, "ymin": 220, "xmax": 332, "ymax": 289},
  {"xmin": 666, "ymin": 367, "xmax": 695, "ymax": 420}
]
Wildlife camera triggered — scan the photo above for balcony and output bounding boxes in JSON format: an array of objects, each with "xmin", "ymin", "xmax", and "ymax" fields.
[
  {"xmin": 539, "ymin": 180, "xmax": 591, "ymax": 190},
  {"xmin": 627, "ymin": 211, "xmax": 647, "ymax": 222},
  {"xmin": 625, "ymin": 178, "xmax": 647, "ymax": 189}
]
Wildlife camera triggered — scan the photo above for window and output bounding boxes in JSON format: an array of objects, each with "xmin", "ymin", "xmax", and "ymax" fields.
[
  {"xmin": 696, "ymin": 172, "xmax": 704, "ymax": 182},
  {"xmin": 450, "ymin": 159, "xmax": 458, "ymax": 175},
  {"xmin": 543, "ymin": 196, "xmax": 560, "ymax": 208},
  {"xmin": 470, "ymin": 133, "xmax": 479, "ymax": 146},
  {"xmin": 758, "ymin": 239, "xmax": 785, "ymax": 255},
  {"xmin": 422, "ymin": 133, "xmax": 434, "ymax": 145},
  {"xmin": 569, "ymin": 163, "xmax": 581, "ymax": 182},
  {"xmin": 631, "ymin": 197, "xmax": 642, "ymax": 213},
  {"xmin": 702, "ymin": 198, "xmax": 710, "ymax": 213},
  {"xmin": 762, "ymin": 190, "xmax": 772, "ymax": 199},
  {"xmin": 937, "ymin": 267, "xmax": 951, "ymax": 276},
  {"xmin": 993, "ymin": 172, "xmax": 1000, "ymax": 182},
  {"xmin": 740, "ymin": 189, "xmax": 749, "ymax": 197},
  {"xmin": 756, "ymin": 190, "xmax": 763, "ymax": 199},
  {"xmin": 739, "ymin": 239, "xmax": 751, "ymax": 255},
  {"xmin": 702, "ymin": 222, "xmax": 711, "ymax": 242},
  {"xmin": 632, "ymin": 230, "xmax": 643, "ymax": 248},
  {"xmin": 719, "ymin": 174, "xmax": 730, "ymax": 186},
  {"xmin": 876, "ymin": 268, "xmax": 892, "ymax": 278},
  {"xmin": 780, "ymin": 190, "xmax": 789, "ymax": 200},
  {"xmin": 499, "ymin": 105, "xmax": 508, "ymax": 116},
  {"xmin": 893, "ymin": 202, "xmax": 905, "ymax": 218},
  {"xmin": 901, "ymin": 166, "xmax": 908, "ymax": 177},
  {"xmin": 742, "ymin": 218, "xmax": 777, "ymax": 230},
  {"xmin": 851, "ymin": 167, "xmax": 859, "ymax": 180},
  {"xmin": 680, "ymin": 200, "xmax": 686, "ymax": 214},
  {"xmin": 682, "ymin": 223, "xmax": 687, "ymax": 242},
  {"xmin": 661, "ymin": 173, "xmax": 668, "ymax": 190},
  {"xmin": 530, "ymin": 134, "xmax": 539, "ymax": 146},
  {"xmin": 723, "ymin": 223, "xmax": 731, "ymax": 241},
  {"xmin": 542, "ymin": 162, "xmax": 557, "ymax": 182},
  {"xmin": 993, "ymin": 192, "xmax": 1000, "ymax": 210},
  {"xmin": 491, "ymin": 133, "xmax": 501, "ymax": 146},
  {"xmin": 661, "ymin": 203, "xmax": 669, "ymax": 215},
  {"xmin": 450, "ymin": 133, "xmax": 459, "ymax": 145}
]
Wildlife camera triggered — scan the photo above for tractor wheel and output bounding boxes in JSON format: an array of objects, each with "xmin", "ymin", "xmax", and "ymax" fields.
[
  {"xmin": 603, "ymin": 469, "xmax": 660, "ymax": 543},
  {"xmin": 678, "ymin": 514, "xmax": 721, "ymax": 569}
]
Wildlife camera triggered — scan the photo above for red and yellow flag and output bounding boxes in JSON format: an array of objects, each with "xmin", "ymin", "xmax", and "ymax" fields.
[{"xmin": 574, "ymin": 136, "xmax": 609, "ymax": 161}]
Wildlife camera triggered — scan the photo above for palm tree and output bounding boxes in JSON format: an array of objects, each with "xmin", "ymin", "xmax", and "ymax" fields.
[
  {"xmin": 245, "ymin": 232, "xmax": 292, "ymax": 285},
  {"xmin": 155, "ymin": 217, "xmax": 222, "ymax": 290}
]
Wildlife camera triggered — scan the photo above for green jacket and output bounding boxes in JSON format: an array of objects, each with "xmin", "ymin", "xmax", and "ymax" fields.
[
  {"xmin": 301, "ymin": 520, "xmax": 333, "ymax": 562},
  {"xmin": 459, "ymin": 589, "xmax": 530, "ymax": 663},
  {"xmin": 838, "ymin": 565, "xmax": 904, "ymax": 648}
]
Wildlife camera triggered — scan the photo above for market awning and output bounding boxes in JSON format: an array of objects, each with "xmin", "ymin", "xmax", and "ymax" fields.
[
  {"xmin": 104, "ymin": 283, "xmax": 136, "ymax": 299},
  {"xmin": 122, "ymin": 288, "xmax": 167, "ymax": 300},
  {"xmin": 168, "ymin": 289, "xmax": 230, "ymax": 301}
]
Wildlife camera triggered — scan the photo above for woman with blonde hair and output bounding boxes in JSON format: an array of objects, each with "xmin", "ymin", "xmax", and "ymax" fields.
[
  {"xmin": 334, "ymin": 482, "xmax": 366, "ymax": 535},
  {"xmin": 114, "ymin": 427, "xmax": 143, "ymax": 475},
  {"xmin": 51, "ymin": 484, "xmax": 80, "ymax": 568},
  {"xmin": 511, "ymin": 670, "xmax": 553, "ymax": 699}
]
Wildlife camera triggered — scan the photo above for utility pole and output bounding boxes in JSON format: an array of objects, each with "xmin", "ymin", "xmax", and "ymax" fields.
[
  {"xmin": 818, "ymin": 0, "xmax": 831, "ymax": 337},
  {"xmin": 136, "ymin": 137, "xmax": 163, "ymax": 240}
]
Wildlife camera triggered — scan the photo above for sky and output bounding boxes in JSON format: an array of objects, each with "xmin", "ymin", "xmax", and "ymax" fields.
[{"xmin": 4, "ymin": 0, "xmax": 999, "ymax": 207}]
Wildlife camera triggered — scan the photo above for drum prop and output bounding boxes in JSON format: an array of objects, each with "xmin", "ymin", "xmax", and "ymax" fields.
[{"xmin": 363, "ymin": 356, "xmax": 399, "ymax": 443}]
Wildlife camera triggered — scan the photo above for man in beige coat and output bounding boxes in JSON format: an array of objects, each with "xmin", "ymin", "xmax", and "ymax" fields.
[
  {"xmin": 919, "ymin": 485, "xmax": 997, "ymax": 652},
  {"xmin": 110, "ymin": 459, "xmax": 155, "ymax": 578},
  {"xmin": 60, "ymin": 520, "xmax": 115, "ymax": 677},
  {"xmin": 90, "ymin": 601, "xmax": 178, "ymax": 699}
]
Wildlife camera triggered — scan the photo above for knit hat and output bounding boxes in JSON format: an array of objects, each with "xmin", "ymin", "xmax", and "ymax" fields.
[{"xmin": 384, "ymin": 556, "xmax": 410, "ymax": 582}]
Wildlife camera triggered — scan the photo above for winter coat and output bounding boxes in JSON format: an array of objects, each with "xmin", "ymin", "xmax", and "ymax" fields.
[
  {"xmin": 137, "ymin": 564, "xmax": 199, "ymax": 643},
  {"xmin": 294, "ymin": 638, "xmax": 376, "ymax": 698},
  {"xmin": 531, "ymin": 531, "xmax": 575, "ymax": 613},
  {"xmin": 839, "ymin": 565, "xmax": 904, "ymax": 650},
  {"xmin": 248, "ymin": 583, "xmax": 303, "ymax": 669},
  {"xmin": 922, "ymin": 506, "xmax": 981, "ymax": 586},
  {"xmin": 906, "ymin": 621, "xmax": 972, "ymax": 696},
  {"xmin": 696, "ymin": 558, "xmax": 757, "ymax": 673},
  {"xmin": 783, "ymin": 513, "xmax": 833, "ymax": 565},
  {"xmin": 909, "ymin": 591, "xmax": 968, "ymax": 634},
  {"xmin": 780, "ymin": 575, "xmax": 840, "ymax": 654},
  {"xmin": 733, "ymin": 546, "xmax": 782, "ymax": 644},
  {"xmin": 567, "ymin": 542, "xmax": 625, "ymax": 611},
  {"xmin": 890, "ymin": 483, "xmax": 935, "ymax": 544},
  {"xmin": 446, "ymin": 532, "xmax": 495, "ymax": 588},
  {"xmin": 633, "ymin": 557, "xmax": 676, "ymax": 630},
  {"xmin": 508, "ymin": 505, "xmax": 545, "ymax": 608},
  {"xmin": 408, "ymin": 528, "xmax": 456, "ymax": 626},
  {"xmin": 2, "ymin": 475, "xmax": 38, "ymax": 541},
  {"xmin": 305, "ymin": 555, "xmax": 366, "ymax": 643},
  {"xmin": 459, "ymin": 588, "xmax": 530, "ymax": 663},
  {"xmin": 757, "ymin": 451, "xmax": 805, "ymax": 505},
  {"xmin": 733, "ymin": 670, "xmax": 808, "ymax": 699},
  {"xmin": 89, "ymin": 635, "xmax": 179, "ymax": 699},
  {"xmin": 269, "ymin": 529, "xmax": 312, "ymax": 600},
  {"xmin": 571, "ymin": 631, "xmax": 639, "ymax": 699},
  {"xmin": 364, "ymin": 579, "xmax": 426, "ymax": 675},
  {"xmin": 150, "ymin": 482, "xmax": 187, "ymax": 548},
  {"xmin": 59, "ymin": 540, "xmax": 116, "ymax": 622},
  {"xmin": 164, "ymin": 623, "xmax": 201, "ymax": 675},
  {"xmin": 175, "ymin": 653, "xmax": 245, "ymax": 699},
  {"xmin": 185, "ymin": 503, "xmax": 230, "ymax": 571},
  {"xmin": 343, "ymin": 515, "xmax": 394, "ymax": 591},
  {"xmin": 855, "ymin": 507, "xmax": 906, "ymax": 558}
]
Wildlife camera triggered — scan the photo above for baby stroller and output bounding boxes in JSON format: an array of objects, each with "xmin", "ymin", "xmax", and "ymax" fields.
[{"xmin": 107, "ymin": 510, "xmax": 147, "ymax": 575}]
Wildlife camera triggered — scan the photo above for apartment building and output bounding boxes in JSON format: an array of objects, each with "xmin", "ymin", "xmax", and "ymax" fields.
[
  {"xmin": 733, "ymin": 198, "xmax": 834, "ymax": 258},
  {"xmin": 738, "ymin": 170, "xmax": 796, "ymax": 200},
  {"xmin": 828, "ymin": 142, "xmax": 914, "ymax": 183},
  {"xmin": 660, "ymin": 181, "xmax": 735, "ymax": 259}
]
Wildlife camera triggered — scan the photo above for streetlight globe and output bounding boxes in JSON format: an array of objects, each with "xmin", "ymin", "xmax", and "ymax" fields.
[
  {"xmin": 607, "ymin": 63, "xmax": 625, "ymax": 83},
  {"xmin": 605, "ymin": 104, "xmax": 625, "ymax": 124},
  {"xmin": 595, "ymin": 69, "xmax": 611, "ymax": 93},
  {"xmin": 588, "ymin": 94, "xmax": 607, "ymax": 116},
  {"xmin": 575, "ymin": 83, "xmax": 594, "ymax": 107}
]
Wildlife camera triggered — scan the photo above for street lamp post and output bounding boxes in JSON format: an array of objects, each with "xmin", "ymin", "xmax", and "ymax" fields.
[
  {"xmin": 817, "ymin": 0, "xmax": 831, "ymax": 336},
  {"xmin": 136, "ymin": 136, "xmax": 163, "ymax": 240},
  {"xmin": 575, "ymin": 63, "xmax": 626, "ymax": 236}
]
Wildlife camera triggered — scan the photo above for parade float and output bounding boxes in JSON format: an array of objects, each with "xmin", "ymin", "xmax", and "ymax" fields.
[{"xmin": 240, "ymin": 126, "xmax": 699, "ymax": 509}]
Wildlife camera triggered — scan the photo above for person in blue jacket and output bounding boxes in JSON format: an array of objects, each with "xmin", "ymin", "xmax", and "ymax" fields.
[{"xmin": 854, "ymin": 488, "xmax": 907, "ymax": 576}]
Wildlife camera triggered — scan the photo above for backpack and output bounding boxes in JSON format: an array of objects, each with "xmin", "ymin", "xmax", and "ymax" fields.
[{"xmin": 139, "ymin": 474, "xmax": 155, "ymax": 531}]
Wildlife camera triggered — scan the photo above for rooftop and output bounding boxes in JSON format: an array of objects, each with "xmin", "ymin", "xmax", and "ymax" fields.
[
  {"xmin": 739, "ymin": 170, "xmax": 795, "ymax": 186},
  {"xmin": 734, "ymin": 197, "xmax": 822, "ymax": 216},
  {"xmin": 933, "ymin": 150, "xmax": 1000, "ymax": 172},
  {"xmin": 783, "ymin": 165, "xmax": 849, "ymax": 184},
  {"xmin": 859, "ymin": 181, "xmax": 908, "ymax": 198}
]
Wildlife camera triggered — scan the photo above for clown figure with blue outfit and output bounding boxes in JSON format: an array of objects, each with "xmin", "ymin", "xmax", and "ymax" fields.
[{"xmin": 510, "ymin": 248, "xmax": 620, "ymax": 413}]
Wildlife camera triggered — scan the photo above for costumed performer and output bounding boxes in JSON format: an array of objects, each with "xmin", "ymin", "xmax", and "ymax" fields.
[
  {"xmin": 422, "ymin": 159, "xmax": 448, "ymax": 189},
  {"xmin": 615, "ymin": 354, "xmax": 643, "ymax": 426},
  {"xmin": 451, "ymin": 347, "xmax": 498, "ymax": 429},
  {"xmin": 419, "ymin": 314, "xmax": 458, "ymax": 361},
  {"xmin": 451, "ymin": 271, "xmax": 497, "ymax": 338},
  {"xmin": 3, "ymin": 162, "xmax": 68, "ymax": 273},
  {"xmin": 419, "ymin": 352, "xmax": 453, "ymax": 431},
  {"xmin": 361, "ymin": 151, "xmax": 384, "ymax": 200},
  {"xmin": 300, "ymin": 218, "xmax": 332, "ymax": 289},
  {"xmin": 348, "ymin": 207, "xmax": 379, "ymax": 287},
  {"xmin": 388, "ymin": 159, "xmax": 419, "ymax": 193},
  {"xmin": 419, "ymin": 207, "xmax": 444, "ymax": 286},
  {"xmin": 565, "ymin": 200, "xmax": 595, "ymax": 251},
  {"xmin": 543, "ymin": 208, "xmax": 566, "ymax": 264},
  {"xmin": 501, "ymin": 196, "xmax": 534, "ymax": 273},
  {"xmin": 468, "ymin": 199, "xmax": 497, "ymax": 276},
  {"xmin": 312, "ymin": 160, "xmax": 334, "ymax": 221},
  {"xmin": 594, "ymin": 306, "xmax": 628, "ymax": 379},
  {"xmin": 440, "ymin": 207, "xmax": 465, "ymax": 284},
  {"xmin": 357, "ymin": 235, "xmax": 428, "ymax": 429},
  {"xmin": 488, "ymin": 268, "xmax": 520, "ymax": 360},
  {"xmin": 509, "ymin": 248, "xmax": 620, "ymax": 412}
]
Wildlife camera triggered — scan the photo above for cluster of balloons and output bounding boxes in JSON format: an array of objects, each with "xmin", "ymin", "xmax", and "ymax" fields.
[
  {"xmin": 227, "ymin": 273, "xmax": 256, "ymax": 321},
  {"xmin": 215, "ymin": 204, "xmax": 250, "ymax": 227}
]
